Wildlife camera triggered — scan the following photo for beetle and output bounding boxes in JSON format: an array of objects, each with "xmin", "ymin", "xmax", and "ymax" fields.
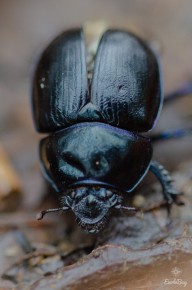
[{"xmin": 31, "ymin": 28, "xmax": 186, "ymax": 234}]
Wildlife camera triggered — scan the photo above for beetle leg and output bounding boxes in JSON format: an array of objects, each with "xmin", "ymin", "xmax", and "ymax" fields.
[
  {"xmin": 150, "ymin": 161, "xmax": 184, "ymax": 212},
  {"xmin": 164, "ymin": 82, "xmax": 192, "ymax": 104},
  {"xmin": 151, "ymin": 82, "xmax": 192, "ymax": 142},
  {"xmin": 151, "ymin": 127, "xmax": 192, "ymax": 142}
]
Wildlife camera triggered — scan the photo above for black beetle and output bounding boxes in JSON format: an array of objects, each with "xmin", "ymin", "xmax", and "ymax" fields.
[{"xmin": 32, "ymin": 28, "xmax": 185, "ymax": 233}]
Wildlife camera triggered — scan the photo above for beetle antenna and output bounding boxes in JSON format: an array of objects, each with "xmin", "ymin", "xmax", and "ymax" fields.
[
  {"xmin": 116, "ymin": 205, "xmax": 143, "ymax": 217},
  {"xmin": 119, "ymin": 205, "xmax": 140, "ymax": 212},
  {"xmin": 36, "ymin": 206, "xmax": 69, "ymax": 220}
]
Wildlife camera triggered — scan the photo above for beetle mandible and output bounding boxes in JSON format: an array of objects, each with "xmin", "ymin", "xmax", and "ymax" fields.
[{"xmin": 32, "ymin": 28, "xmax": 185, "ymax": 233}]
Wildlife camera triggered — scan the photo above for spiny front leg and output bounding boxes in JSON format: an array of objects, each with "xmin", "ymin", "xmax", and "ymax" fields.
[{"xmin": 150, "ymin": 161, "xmax": 184, "ymax": 211}]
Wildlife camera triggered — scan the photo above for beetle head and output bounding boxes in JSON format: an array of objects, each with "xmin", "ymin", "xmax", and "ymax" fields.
[
  {"xmin": 63, "ymin": 187, "xmax": 121, "ymax": 233},
  {"xmin": 37, "ymin": 186, "xmax": 139, "ymax": 233}
]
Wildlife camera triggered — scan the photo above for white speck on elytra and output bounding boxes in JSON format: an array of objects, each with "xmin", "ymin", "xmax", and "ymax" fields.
[{"xmin": 40, "ymin": 83, "xmax": 45, "ymax": 89}]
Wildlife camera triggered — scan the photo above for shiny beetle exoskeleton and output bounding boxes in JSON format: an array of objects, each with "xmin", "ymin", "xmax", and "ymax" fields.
[{"xmin": 32, "ymin": 28, "xmax": 184, "ymax": 233}]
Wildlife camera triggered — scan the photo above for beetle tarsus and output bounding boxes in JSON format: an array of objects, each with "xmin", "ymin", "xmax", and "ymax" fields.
[{"xmin": 150, "ymin": 161, "xmax": 184, "ymax": 210}]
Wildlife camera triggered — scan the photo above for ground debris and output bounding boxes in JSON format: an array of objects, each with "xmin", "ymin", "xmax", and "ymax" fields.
[{"xmin": 0, "ymin": 145, "xmax": 22, "ymax": 212}]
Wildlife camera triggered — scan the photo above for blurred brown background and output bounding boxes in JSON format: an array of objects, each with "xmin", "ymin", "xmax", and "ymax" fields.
[{"xmin": 0, "ymin": 1, "xmax": 192, "ymax": 289}]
